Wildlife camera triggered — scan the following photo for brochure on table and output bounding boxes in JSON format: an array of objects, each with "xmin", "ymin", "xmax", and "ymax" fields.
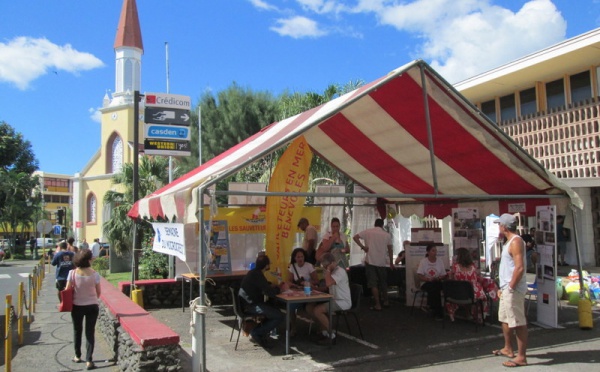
[
  {"xmin": 405, "ymin": 228, "xmax": 449, "ymax": 306},
  {"xmin": 533, "ymin": 205, "xmax": 559, "ymax": 328}
]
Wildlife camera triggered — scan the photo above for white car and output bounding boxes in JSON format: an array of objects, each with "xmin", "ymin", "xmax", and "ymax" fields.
[{"xmin": 36, "ymin": 238, "xmax": 54, "ymax": 248}]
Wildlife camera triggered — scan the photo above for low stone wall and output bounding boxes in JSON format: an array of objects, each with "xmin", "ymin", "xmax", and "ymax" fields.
[
  {"xmin": 98, "ymin": 277, "xmax": 181, "ymax": 372},
  {"xmin": 119, "ymin": 277, "xmax": 240, "ymax": 308}
]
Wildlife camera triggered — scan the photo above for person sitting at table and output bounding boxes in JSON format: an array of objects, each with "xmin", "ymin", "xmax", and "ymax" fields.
[
  {"xmin": 316, "ymin": 217, "xmax": 350, "ymax": 268},
  {"xmin": 394, "ymin": 240, "xmax": 410, "ymax": 265},
  {"xmin": 239, "ymin": 254, "xmax": 289, "ymax": 348},
  {"xmin": 416, "ymin": 244, "xmax": 447, "ymax": 320},
  {"xmin": 287, "ymin": 247, "xmax": 318, "ymax": 336},
  {"xmin": 306, "ymin": 252, "xmax": 351, "ymax": 345},
  {"xmin": 446, "ymin": 248, "xmax": 487, "ymax": 323}
]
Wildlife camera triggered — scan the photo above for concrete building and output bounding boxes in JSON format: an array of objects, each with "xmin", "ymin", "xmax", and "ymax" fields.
[{"xmin": 455, "ymin": 28, "xmax": 600, "ymax": 266}]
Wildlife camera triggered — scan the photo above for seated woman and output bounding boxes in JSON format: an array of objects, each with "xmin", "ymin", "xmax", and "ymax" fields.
[
  {"xmin": 394, "ymin": 240, "xmax": 410, "ymax": 265},
  {"xmin": 416, "ymin": 244, "xmax": 447, "ymax": 320},
  {"xmin": 446, "ymin": 248, "xmax": 488, "ymax": 323},
  {"xmin": 306, "ymin": 252, "xmax": 351, "ymax": 344},
  {"xmin": 316, "ymin": 217, "xmax": 350, "ymax": 268},
  {"xmin": 286, "ymin": 248, "xmax": 318, "ymax": 336}
]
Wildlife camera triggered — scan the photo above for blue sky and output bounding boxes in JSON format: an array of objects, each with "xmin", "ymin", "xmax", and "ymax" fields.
[{"xmin": 1, "ymin": 0, "xmax": 599, "ymax": 175}]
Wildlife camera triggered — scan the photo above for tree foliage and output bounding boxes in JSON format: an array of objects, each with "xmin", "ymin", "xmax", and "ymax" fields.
[
  {"xmin": 0, "ymin": 121, "xmax": 40, "ymax": 254},
  {"xmin": 103, "ymin": 156, "xmax": 170, "ymax": 256}
]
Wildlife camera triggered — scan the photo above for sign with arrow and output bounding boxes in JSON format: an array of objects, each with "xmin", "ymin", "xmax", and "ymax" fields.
[{"xmin": 144, "ymin": 107, "xmax": 191, "ymax": 126}]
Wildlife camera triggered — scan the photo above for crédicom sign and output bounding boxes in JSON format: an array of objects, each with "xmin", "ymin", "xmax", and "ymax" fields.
[{"xmin": 151, "ymin": 222, "xmax": 186, "ymax": 261}]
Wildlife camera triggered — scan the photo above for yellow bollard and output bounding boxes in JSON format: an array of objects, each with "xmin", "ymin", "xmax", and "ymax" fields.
[
  {"xmin": 18, "ymin": 282, "xmax": 24, "ymax": 346},
  {"xmin": 5, "ymin": 294, "xmax": 13, "ymax": 372},
  {"xmin": 31, "ymin": 272, "xmax": 37, "ymax": 314},
  {"xmin": 28, "ymin": 275, "xmax": 33, "ymax": 323},
  {"xmin": 131, "ymin": 288, "xmax": 144, "ymax": 308},
  {"xmin": 578, "ymin": 296, "xmax": 593, "ymax": 330}
]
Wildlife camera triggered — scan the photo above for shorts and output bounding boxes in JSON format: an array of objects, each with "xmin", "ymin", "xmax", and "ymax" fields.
[
  {"xmin": 365, "ymin": 264, "xmax": 388, "ymax": 290},
  {"xmin": 498, "ymin": 289, "xmax": 527, "ymax": 328},
  {"xmin": 56, "ymin": 279, "xmax": 67, "ymax": 292}
]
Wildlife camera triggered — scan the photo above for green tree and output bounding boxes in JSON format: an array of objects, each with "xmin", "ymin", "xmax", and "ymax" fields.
[
  {"xmin": 0, "ymin": 122, "xmax": 39, "ymax": 255},
  {"xmin": 103, "ymin": 155, "xmax": 170, "ymax": 257}
]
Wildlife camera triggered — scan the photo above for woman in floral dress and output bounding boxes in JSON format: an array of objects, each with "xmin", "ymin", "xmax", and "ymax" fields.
[{"xmin": 446, "ymin": 248, "xmax": 488, "ymax": 322}]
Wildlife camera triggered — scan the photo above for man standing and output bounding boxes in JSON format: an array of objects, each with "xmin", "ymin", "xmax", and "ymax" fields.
[
  {"xmin": 29, "ymin": 236, "xmax": 36, "ymax": 258},
  {"xmin": 51, "ymin": 241, "xmax": 74, "ymax": 301},
  {"xmin": 239, "ymin": 255, "xmax": 288, "ymax": 348},
  {"xmin": 91, "ymin": 238, "xmax": 101, "ymax": 258},
  {"xmin": 297, "ymin": 218, "xmax": 318, "ymax": 264},
  {"xmin": 493, "ymin": 213, "xmax": 528, "ymax": 367},
  {"xmin": 80, "ymin": 239, "xmax": 90, "ymax": 250},
  {"xmin": 556, "ymin": 215, "xmax": 568, "ymax": 266},
  {"xmin": 353, "ymin": 218, "xmax": 394, "ymax": 311}
]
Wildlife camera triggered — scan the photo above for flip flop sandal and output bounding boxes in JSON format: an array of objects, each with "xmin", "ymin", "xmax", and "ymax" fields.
[
  {"xmin": 502, "ymin": 360, "xmax": 527, "ymax": 368},
  {"xmin": 493, "ymin": 349, "xmax": 516, "ymax": 358}
]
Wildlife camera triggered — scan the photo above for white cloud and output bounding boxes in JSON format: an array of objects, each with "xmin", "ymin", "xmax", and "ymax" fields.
[
  {"xmin": 360, "ymin": 0, "xmax": 567, "ymax": 83},
  {"xmin": 270, "ymin": 16, "xmax": 327, "ymax": 38},
  {"xmin": 248, "ymin": 0, "xmax": 279, "ymax": 11},
  {"xmin": 89, "ymin": 107, "xmax": 102, "ymax": 123},
  {"xmin": 0, "ymin": 36, "xmax": 104, "ymax": 90}
]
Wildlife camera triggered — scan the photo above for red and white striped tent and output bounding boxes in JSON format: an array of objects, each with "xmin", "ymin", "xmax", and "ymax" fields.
[{"xmin": 128, "ymin": 60, "xmax": 580, "ymax": 222}]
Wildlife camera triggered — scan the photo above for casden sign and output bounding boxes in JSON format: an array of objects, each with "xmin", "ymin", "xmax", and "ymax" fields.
[{"xmin": 145, "ymin": 124, "xmax": 190, "ymax": 140}]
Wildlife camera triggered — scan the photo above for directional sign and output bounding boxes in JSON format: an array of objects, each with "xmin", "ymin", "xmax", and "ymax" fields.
[
  {"xmin": 144, "ymin": 107, "xmax": 191, "ymax": 126},
  {"xmin": 53, "ymin": 225, "xmax": 62, "ymax": 235},
  {"xmin": 144, "ymin": 139, "xmax": 191, "ymax": 156},
  {"xmin": 144, "ymin": 92, "xmax": 191, "ymax": 110},
  {"xmin": 145, "ymin": 124, "xmax": 190, "ymax": 140}
]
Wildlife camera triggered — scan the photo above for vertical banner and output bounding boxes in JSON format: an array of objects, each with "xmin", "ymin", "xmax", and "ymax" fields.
[
  {"xmin": 205, "ymin": 220, "xmax": 232, "ymax": 273},
  {"xmin": 534, "ymin": 205, "xmax": 559, "ymax": 328},
  {"xmin": 265, "ymin": 136, "xmax": 313, "ymax": 283}
]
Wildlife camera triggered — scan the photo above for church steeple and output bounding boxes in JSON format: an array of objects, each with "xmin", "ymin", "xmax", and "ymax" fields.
[{"xmin": 110, "ymin": 0, "xmax": 143, "ymax": 106}]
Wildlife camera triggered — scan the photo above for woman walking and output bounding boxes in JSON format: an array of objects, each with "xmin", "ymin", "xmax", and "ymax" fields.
[{"xmin": 65, "ymin": 248, "xmax": 101, "ymax": 370}]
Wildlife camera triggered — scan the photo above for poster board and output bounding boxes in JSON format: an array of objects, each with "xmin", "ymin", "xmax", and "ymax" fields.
[
  {"xmin": 452, "ymin": 207, "xmax": 483, "ymax": 269},
  {"xmin": 205, "ymin": 220, "xmax": 232, "ymax": 274},
  {"xmin": 533, "ymin": 205, "xmax": 559, "ymax": 328},
  {"xmin": 405, "ymin": 243, "xmax": 449, "ymax": 306}
]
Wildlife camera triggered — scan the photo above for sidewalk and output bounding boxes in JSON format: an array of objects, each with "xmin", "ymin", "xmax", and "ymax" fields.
[{"xmin": 9, "ymin": 264, "xmax": 119, "ymax": 372}]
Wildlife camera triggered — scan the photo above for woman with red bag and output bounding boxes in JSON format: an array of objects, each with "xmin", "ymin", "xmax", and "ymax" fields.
[{"xmin": 65, "ymin": 248, "xmax": 101, "ymax": 370}]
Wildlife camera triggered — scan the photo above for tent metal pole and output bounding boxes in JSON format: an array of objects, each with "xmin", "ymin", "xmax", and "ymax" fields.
[
  {"xmin": 192, "ymin": 186, "xmax": 207, "ymax": 372},
  {"xmin": 570, "ymin": 205, "xmax": 586, "ymax": 296},
  {"xmin": 420, "ymin": 64, "xmax": 439, "ymax": 195}
]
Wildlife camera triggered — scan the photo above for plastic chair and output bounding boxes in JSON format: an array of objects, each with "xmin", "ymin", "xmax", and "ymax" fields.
[
  {"xmin": 526, "ymin": 279, "xmax": 538, "ymax": 316},
  {"xmin": 333, "ymin": 283, "xmax": 364, "ymax": 344},
  {"xmin": 411, "ymin": 273, "xmax": 427, "ymax": 315},
  {"xmin": 229, "ymin": 286, "xmax": 255, "ymax": 350},
  {"xmin": 442, "ymin": 280, "xmax": 485, "ymax": 331}
]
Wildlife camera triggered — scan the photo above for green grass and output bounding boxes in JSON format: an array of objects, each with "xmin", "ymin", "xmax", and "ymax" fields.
[{"xmin": 104, "ymin": 271, "xmax": 132, "ymax": 288}]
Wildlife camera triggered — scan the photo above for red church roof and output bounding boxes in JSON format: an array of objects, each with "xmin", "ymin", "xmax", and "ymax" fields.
[{"xmin": 114, "ymin": 0, "xmax": 143, "ymax": 51}]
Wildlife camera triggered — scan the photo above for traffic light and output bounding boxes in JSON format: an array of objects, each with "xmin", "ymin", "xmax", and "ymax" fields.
[{"xmin": 57, "ymin": 208, "xmax": 64, "ymax": 225}]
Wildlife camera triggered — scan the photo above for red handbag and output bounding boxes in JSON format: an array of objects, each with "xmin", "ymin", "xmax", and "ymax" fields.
[{"xmin": 59, "ymin": 270, "xmax": 75, "ymax": 312}]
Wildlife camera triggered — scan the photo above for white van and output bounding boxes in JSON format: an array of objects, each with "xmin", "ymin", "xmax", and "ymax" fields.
[{"xmin": 36, "ymin": 238, "xmax": 54, "ymax": 248}]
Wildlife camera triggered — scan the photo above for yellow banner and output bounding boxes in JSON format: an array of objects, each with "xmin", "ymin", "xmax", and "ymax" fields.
[{"xmin": 265, "ymin": 136, "xmax": 313, "ymax": 283}]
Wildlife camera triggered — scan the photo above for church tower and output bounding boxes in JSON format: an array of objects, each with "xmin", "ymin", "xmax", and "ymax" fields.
[
  {"xmin": 109, "ymin": 0, "xmax": 143, "ymax": 106},
  {"xmin": 73, "ymin": 0, "xmax": 144, "ymax": 250}
]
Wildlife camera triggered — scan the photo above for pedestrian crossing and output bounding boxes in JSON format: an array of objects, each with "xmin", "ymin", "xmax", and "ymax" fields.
[{"xmin": 0, "ymin": 273, "xmax": 30, "ymax": 279}]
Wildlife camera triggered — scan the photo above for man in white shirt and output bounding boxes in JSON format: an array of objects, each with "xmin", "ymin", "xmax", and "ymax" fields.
[
  {"xmin": 91, "ymin": 238, "xmax": 101, "ymax": 258},
  {"xmin": 353, "ymin": 218, "xmax": 394, "ymax": 311}
]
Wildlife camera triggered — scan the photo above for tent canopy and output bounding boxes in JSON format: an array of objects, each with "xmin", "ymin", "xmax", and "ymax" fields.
[{"xmin": 128, "ymin": 60, "xmax": 580, "ymax": 223}]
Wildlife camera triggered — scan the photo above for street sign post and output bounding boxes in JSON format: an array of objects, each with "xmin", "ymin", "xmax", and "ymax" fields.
[
  {"xmin": 37, "ymin": 220, "xmax": 53, "ymax": 235},
  {"xmin": 143, "ymin": 92, "xmax": 192, "ymax": 156}
]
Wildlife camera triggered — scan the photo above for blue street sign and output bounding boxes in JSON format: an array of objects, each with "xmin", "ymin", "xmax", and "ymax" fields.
[
  {"xmin": 145, "ymin": 125, "xmax": 190, "ymax": 140},
  {"xmin": 53, "ymin": 225, "xmax": 62, "ymax": 235}
]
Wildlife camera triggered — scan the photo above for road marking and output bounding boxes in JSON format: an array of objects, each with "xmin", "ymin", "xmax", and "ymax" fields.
[
  {"xmin": 0, "ymin": 274, "xmax": 10, "ymax": 279},
  {"xmin": 19, "ymin": 273, "xmax": 30, "ymax": 278}
]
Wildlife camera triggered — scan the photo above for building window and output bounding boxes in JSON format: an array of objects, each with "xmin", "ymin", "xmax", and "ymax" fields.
[
  {"xmin": 570, "ymin": 71, "xmax": 591, "ymax": 104},
  {"xmin": 500, "ymin": 94, "xmax": 516, "ymax": 122},
  {"xmin": 106, "ymin": 133, "xmax": 123, "ymax": 174},
  {"xmin": 87, "ymin": 193, "xmax": 97, "ymax": 224},
  {"xmin": 519, "ymin": 87, "xmax": 536, "ymax": 117},
  {"xmin": 481, "ymin": 100, "xmax": 496, "ymax": 123},
  {"xmin": 546, "ymin": 78, "xmax": 565, "ymax": 110}
]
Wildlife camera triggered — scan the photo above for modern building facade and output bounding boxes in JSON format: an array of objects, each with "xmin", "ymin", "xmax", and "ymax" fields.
[{"xmin": 455, "ymin": 28, "xmax": 600, "ymax": 266}]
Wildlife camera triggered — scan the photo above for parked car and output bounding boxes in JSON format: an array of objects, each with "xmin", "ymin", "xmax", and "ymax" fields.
[{"xmin": 36, "ymin": 238, "xmax": 54, "ymax": 248}]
